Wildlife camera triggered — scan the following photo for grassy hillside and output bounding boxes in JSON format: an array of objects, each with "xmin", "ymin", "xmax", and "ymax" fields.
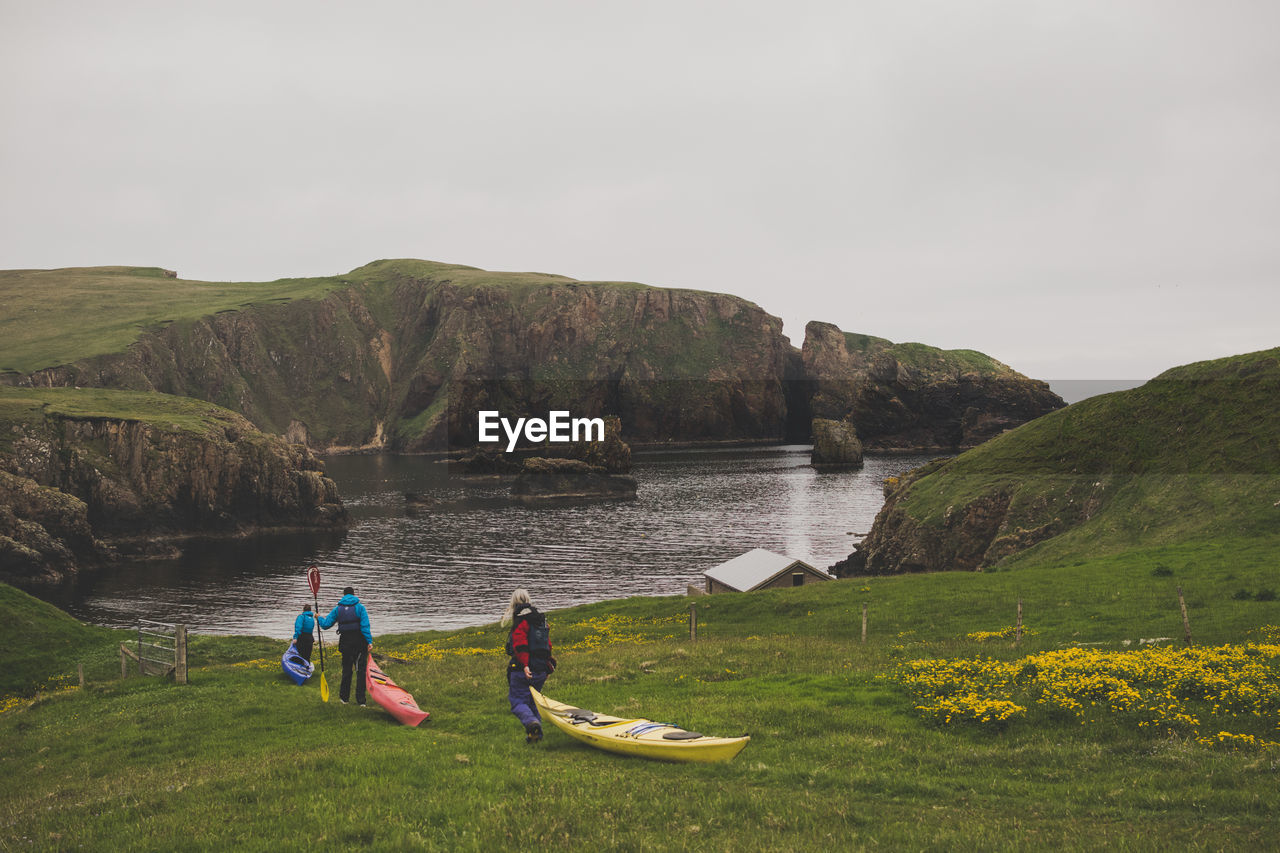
[
  {"xmin": 843, "ymin": 331, "xmax": 1013, "ymax": 376},
  {"xmin": 0, "ymin": 386, "xmax": 262, "ymax": 441},
  {"xmin": 883, "ymin": 347, "xmax": 1280, "ymax": 567},
  {"xmin": 3, "ymin": 537, "xmax": 1278, "ymax": 849},
  {"xmin": 0, "ymin": 583, "xmax": 122, "ymax": 697},
  {"xmin": 0, "ymin": 260, "xmax": 697, "ymax": 376},
  {"xmin": 0, "ymin": 266, "xmax": 350, "ymax": 375}
]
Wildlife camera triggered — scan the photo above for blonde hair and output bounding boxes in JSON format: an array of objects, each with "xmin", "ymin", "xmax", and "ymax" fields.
[{"xmin": 501, "ymin": 588, "xmax": 532, "ymax": 627}]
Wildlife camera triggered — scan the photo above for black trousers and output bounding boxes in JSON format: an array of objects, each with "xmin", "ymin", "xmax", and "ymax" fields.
[
  {"xmin": 295, "ymin": 633, "xmax": 314, "ymax": 662},
  {"xmin": 338, "ymin": 633, "xmax": 368, "ymax": 703}
]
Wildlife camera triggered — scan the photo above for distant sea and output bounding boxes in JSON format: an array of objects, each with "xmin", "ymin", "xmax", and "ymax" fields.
[{"xmin": 1048, "ymin": 380, "xmax": 1146, "ymax": 405}]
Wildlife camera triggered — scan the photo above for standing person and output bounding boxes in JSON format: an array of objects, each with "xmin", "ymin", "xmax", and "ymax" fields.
[
  {"xmin": 292, "ymin": 604, "xmax": 316, "ymax": 663},
  {"xmin": 503, "ymin": 589, "xmax": 556, "ymax": 743},
  {"xmin": 319, "ymin": 586, "xmax": 373, "ymax": 706}
]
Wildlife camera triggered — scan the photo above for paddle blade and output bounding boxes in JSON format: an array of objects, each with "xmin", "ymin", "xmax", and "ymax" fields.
[{"xmin": 319, "ymin": 672, "xmax": 330, "ymax": 703}]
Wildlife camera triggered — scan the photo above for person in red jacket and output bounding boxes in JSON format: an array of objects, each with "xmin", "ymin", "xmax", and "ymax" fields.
[{"xmin": 502, "ymin": 589, "xmax": 556, "ymax": 743}]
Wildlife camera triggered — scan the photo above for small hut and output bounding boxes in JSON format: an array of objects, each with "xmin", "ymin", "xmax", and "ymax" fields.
[{"xmin": 702, "ymin": 548, "xmax": 833, "ymax": 594}]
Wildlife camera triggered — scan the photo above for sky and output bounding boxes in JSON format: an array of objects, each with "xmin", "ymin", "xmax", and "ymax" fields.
[{"xmin": 3, "ymin": 1, "xmax": 1278, "ymax": 393}]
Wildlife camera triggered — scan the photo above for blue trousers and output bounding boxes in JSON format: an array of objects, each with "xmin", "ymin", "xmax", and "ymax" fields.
[{"xmin": 507, "ymin": 669, "xmax": 548, "ymax": 727}]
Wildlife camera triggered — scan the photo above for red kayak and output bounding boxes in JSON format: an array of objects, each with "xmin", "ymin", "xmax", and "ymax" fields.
[{"xmin": 365, "ymin": 653, "xmax": 430, "ymax": 726}]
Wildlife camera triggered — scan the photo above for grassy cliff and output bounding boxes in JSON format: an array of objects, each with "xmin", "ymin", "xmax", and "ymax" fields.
[
  {"xmin": 0, "ymin": 387, "xmax": 345, "ymax": 584},
  {"xmin": 1, "ymin": 260, "xmax": 795, "ymax": 451},
  {"xmin": 843, "ymin": 348, "xmax": 1280, "ymax": 574}
]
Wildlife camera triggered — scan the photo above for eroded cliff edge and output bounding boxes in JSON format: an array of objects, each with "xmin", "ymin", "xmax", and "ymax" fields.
[
  {"xmin": 803, "ymin": 321, "xmax": 1063, "ymax": 451},
  {"xmin": 0, "ymin": 388, "xmax": 346, "ymax": 586},
  {"xmin": 4, "ymin": 260, "xmax": 1062, "ymax": 453}
]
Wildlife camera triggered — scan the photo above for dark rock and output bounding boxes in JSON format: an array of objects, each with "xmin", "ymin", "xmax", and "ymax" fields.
[
  {"xmin": 802, "ymin": 321, "xmax": 1063, "ymax": 451},
  {"xmin": 0, "ymin": 392, "xmax": 347, "ymax": 585},
  {"xmin": 566, "ymin": 415, "xmax": 632, "ymax": 474},
  {"xmin": 512, "ymin": 456, "xmax": 637, "ymax": 505},
  {"xmin": 453, "ymin": 450, "xmax": 523, "ymax": 476},
  {"xmin": 810, "ymin": 418, "xmax": 863, "ymax": 466}
]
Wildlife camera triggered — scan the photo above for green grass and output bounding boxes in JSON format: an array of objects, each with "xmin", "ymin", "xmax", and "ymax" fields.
[
  {"xmin": 0, "ymin": 386, "xmax": 250, "ymax": 431},
  {"xmin": 0, "ymin": 387, "xmax": 273, "ymax": 464},
  {"xmin": 0, "ymin": 267, "xmax": 349, "ymax": 375},
  {"xmin": 884, "ymin": 348, "xmax": 1280, "ymax": 568},
  {"xmin": 0, "ymin": 584, "xmax": 123, "ymax": 698},
  {"xmin": 842, "ymin": 331, "xmax": 1012, "ymax": 376},
  {"xmin": 4, "ymin": 533, "xmax": 1279, "ymax": 850},
  {"xmin": 0, "ymin": 260, "xmax": 734, "ymax": 376}
]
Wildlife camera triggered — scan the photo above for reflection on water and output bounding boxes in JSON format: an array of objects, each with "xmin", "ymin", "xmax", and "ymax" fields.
[{"xmin": 61, "ymin": 447, "xmax": 936, "ymax": 637}]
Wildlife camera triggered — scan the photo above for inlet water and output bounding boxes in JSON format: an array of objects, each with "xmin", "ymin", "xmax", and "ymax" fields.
[{"xmin": 61, "ymin": 447, "xmax": 936, "ymax": 637}]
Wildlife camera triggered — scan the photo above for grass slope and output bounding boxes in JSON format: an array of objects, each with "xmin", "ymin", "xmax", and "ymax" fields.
[
  {"xmin": 893, "ymin": 347, "xmax": 1280, "ymax": 566},
  {"xmin": 3, "ymin": 535, "xmax": 1278, "ymax": 850},
  {"xmin": 0, "ymin": 584, "xmax": 121, "ymax": 697},
  {"xmin": 843, "ymin": 330, "xmax": 1014, "ymax": 377},
  {"xmin": 0, "ymin": 387, "xmax": 281, "ymax": 468},
  {"xmin": 0, "ymin": 260, "xmax": 721, "ymax": 375}
]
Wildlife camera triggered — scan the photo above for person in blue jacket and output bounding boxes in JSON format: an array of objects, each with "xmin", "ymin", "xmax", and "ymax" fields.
[
  {"xmin": 319, "ymin": 586, "xmax": 373, "ymax": 706},
  {"xmin": 292, "ymin": 604, "xmax": 316, "ymax": 662}
]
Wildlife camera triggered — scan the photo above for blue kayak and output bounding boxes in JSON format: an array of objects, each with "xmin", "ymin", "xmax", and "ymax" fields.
[{"xmin": 282, "ymin": 642, "xmax": 314, "ymax": 685}]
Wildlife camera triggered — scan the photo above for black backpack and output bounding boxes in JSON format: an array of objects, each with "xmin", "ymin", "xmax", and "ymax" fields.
[
  {"xmin": 526, "ymin": 611, "xmax": 551, "ymax": 661},
  {"xmin": 507, "ymin": 609, "xmax": 554, "ymax": 672}
]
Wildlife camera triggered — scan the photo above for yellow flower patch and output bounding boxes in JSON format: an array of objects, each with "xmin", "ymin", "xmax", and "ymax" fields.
[
  {"xmin": 966, "ymin": 626, "xmax": 1038, "ymax": 642},
  {"xmin": 894, "ymin": 641, "xmax": 1280, "ymax": 749}
]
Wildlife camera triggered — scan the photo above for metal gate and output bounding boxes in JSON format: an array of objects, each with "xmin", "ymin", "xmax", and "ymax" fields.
[{"xmin": 123, "ymin": 620, "xmax": 188, "ymax": 683}]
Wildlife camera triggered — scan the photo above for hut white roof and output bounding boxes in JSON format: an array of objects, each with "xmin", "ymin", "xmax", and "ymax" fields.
[{"xmin": 702, "ymin": 548, "xmax": 832, "ymax": 592}]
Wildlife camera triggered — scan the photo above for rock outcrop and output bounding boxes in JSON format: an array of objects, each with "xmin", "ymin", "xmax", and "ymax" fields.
[
  {"xmin": 511, "ymin": 457, "xmax": 638, "ymax": 505},
  {"xmin": 810, "ymin": 418, "xmax": 864, "ymax": 466},
  {"xmin": 0, "ymin": 389, "xmax": 346, "ymax": 586},
  {"xmin": 803, "ymin": 321, "xmax": 1064, "ymax": 451}
]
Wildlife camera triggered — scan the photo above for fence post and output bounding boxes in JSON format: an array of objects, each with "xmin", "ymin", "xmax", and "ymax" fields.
[
  {"xmin": 689, "ymin": 604, "xmax": 698, "ymax": 641},
  {"xmin": 78, "ymin": 662, "xmax": 85, "ymax": 689},
  {"xmin": 175, "ymin": 625, "xmax": 188, "ymax": 685},
  {"xmin": 1177, "ymin": 586, "xmax": 1193, "ymax": 648},
  {"xmin": 861, "ymin": 602, "xmax": 868, "ymax": 643},
  {"xmin": 119, "ymin": 642, "xmax": 139, "ymax": 679},
  {"xmin": 1015, "ymin": 599, "xmax": 1023, "ymax": 644}
]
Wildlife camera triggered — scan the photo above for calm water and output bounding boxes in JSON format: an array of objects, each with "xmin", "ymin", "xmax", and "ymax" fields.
[{"xmin": 60, "ymin": 447, "xmax": 935, "ymax": 637}]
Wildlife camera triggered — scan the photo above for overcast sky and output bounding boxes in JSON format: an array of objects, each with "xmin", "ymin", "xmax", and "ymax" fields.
[{"xmin": 3, "ymin": 1, "xmax": 1278, "ymax": 389}]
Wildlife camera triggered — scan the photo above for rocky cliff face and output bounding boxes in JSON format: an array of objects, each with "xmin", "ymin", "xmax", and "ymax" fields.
[
  {"xmin": 0, "ymin": 390, "xmax": 346, "ymax": 586},
  {"xmin": 17, "ymin": 262, "xmax": 793, "ymax": 452},
  {"xmin": 391, "ymin": 271, "xmax": 793, "ymax": 451},
  {"xmin": 831, "ymin": 460, "xmax": 1103, "ymax": 576},
  {"xmin": 8, "ymin": 261, "xmax": 1062, "ymax": 455},
  {"xmin": 803, "ymin": 321, "xmax": 1064, "ymax": 451}
]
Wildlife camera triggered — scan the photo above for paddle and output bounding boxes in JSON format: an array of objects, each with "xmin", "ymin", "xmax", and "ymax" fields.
[{"xmin": 307, "ymin": 564, "xmax": 330, "ymax": 702}]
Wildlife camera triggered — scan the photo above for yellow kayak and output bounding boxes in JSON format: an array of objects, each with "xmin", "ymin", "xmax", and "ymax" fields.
[{"xmin": 530, "ymin": 687, "xmax": 750, "ymax": 763}]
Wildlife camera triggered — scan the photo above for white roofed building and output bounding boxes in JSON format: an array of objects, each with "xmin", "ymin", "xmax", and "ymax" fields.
[{"xmin": 701, "ymin": 548, "xmax": 833, "ymax": 594}]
